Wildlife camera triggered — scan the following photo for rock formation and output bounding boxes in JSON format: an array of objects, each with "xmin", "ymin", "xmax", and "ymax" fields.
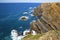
[
  {"xmin": 30, "ymin": 3, "xmax": 60, "ymax": 34},
  {"xmin": 22, "ymin": 3, "xmax": 60, "ymax": 40}
]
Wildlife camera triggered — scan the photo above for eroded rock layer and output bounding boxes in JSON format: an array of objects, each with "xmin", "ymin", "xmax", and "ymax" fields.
[{"xmin": 30, "ymin": 3, "xmax": 60, "ymax": 33}]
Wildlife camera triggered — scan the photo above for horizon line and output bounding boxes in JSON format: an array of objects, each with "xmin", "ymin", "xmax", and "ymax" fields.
[{"xmin": 0, "ymin": 0, "xmax": 60, "ymax": 3}]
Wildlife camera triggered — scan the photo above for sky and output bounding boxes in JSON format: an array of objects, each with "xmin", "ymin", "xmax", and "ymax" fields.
[{"xmin": 0, "ymin": 0, "xmax": 60, "ymax": 3}]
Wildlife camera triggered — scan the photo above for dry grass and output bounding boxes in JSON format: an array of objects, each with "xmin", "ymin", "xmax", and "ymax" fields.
[
  {"xmin": 22, "ymin": 30, "xmax": 60, "ymax": 40},
  {"xmin": 22, "ymin": 34, "xmax": 42, "ymax": 40},
  {"xmin": 38, "ymin": 30, "xmax": 60, "ymax": 40}
]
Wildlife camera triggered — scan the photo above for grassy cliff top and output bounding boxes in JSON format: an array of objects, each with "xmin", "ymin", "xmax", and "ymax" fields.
[{"xmin": 22, "ymin": 30, "xmax": 60, "ymax": 40}]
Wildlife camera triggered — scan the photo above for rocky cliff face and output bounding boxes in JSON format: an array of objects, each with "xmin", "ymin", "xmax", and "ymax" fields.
[
  {"xmin": 30, "ymin": 3, "xmax": 60, "ymax": 34},
  {"xmin": 22, "ymin": 3, "xmax": 60, "ymax": 40}
]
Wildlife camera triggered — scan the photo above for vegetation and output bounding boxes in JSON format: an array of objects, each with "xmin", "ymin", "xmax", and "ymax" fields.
[
  {"xmin": 22, "ymin": 30, "xmax": 60, "ymax": 40},
  {"xmin": 22, "ymin": 34, "xmax": 42, "ymax": 40}
]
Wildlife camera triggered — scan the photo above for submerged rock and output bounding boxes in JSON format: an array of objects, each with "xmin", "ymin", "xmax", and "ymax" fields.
[{"xmin": 19, "ymin": 16, "xmax": 29, "ymax": 21}]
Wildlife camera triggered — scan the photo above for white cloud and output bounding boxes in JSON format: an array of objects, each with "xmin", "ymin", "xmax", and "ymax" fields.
[{"xmin": 0, "ymin": 0, "xmax": 60, "ymax": 3}]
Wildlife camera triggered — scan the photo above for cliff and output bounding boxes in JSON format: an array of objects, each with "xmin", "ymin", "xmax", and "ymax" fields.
[
  {"xmin": 22, "ymin": 3, "xmax": 60, "ymax": 40},
  {"xmin": 30, "ymin": 3, "xmax": 60, "ymax": 33}
]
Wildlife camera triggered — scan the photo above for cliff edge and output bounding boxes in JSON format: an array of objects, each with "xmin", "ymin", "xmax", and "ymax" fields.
[
  {"xmin": 23, "ymin": 3, "xmax": 60, "ymax": 40},
  {"xmin": 30, "ymin": 3, "xmax": 60, "ymax": 33}
]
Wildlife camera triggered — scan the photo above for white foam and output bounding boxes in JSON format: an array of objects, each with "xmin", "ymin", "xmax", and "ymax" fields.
[
  {"xmin": 17, "ymin": 36, "xmax": 25, "ymax": 40},
  {"xmin": 31, "ymin": 30, "xmax": 37, "ymax": 35},
  {"xmin": 11, "ymin": 29, "xmax": 25, "ymax": 40},
  {"xmin": 18, "ymin": 16, "xmax": 29, "ymax": 21},
  {"xmin": 30, "ymin": 14, "xmax": 34, "ymax": 16},
  {"xmin": 11, "ymin": 29, "xmax": 18, "ymax": 40},
  {"xmin": 32, "ymin": 20, "xmax": 36, "ymax": 22},
  {"xmin": 11, "ymin": 29, "xmax": 37, "ymax": 40},
  {"xmin": 23, "ymin": 29, "xmax": 30, "ymax": 36},
  {"xmin": 29, "ymin": 7, "xmax": 33, "ymax": 10},
  {"xmin": 33, "ymin": 7, "xmax": 36, "ymax": 9},
  {"xmin": 11, "ymin": 29, "xmax": 18, "ymax": 37},
  {"xmin": 23, "ymin": 12, "xmax": 28, "ymax": 14},
  {"xmin": 31, "ymin": 10, "xmax": 34, "ymax": 12}
]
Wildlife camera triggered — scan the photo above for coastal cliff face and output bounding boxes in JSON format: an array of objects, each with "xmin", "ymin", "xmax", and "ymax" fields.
[
  {"xmin": 22, "ymin": 3, "xmax": 60, "ymax": 40},
  {"xmin": 30, "ymin": 3, "xmax": 60, "ymax": 33}
]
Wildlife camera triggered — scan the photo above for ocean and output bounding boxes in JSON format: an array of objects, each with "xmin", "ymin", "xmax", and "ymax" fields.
[{"xmin": 0, "ymin": 3, "xmax": 40, "ymax": 40}]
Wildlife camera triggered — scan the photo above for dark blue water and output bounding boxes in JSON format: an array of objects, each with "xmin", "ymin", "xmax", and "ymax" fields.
[{"xmin": 0, "ymin": 3, "xmax": 40, "ymax": 40}]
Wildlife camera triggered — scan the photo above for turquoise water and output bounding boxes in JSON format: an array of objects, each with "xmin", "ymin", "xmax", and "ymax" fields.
[{"xmin": 0, "ymin": 3, "xmax": 40, "ymax": 40}]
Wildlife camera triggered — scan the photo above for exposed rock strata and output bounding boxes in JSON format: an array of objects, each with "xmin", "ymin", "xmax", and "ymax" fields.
[{"xmin": 30, "ymin": 3, "xmax": 60, "ymax": 33}]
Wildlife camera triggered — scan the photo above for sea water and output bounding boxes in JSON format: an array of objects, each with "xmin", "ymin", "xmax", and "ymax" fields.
[{"xmin": 0, "ymin": 3, "xmax": 40, "ymax": 40}]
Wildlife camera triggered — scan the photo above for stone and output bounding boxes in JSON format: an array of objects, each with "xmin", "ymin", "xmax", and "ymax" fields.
[{"xmin": 30, "ymin": 3, "xmax": 60, "ymax": 34}]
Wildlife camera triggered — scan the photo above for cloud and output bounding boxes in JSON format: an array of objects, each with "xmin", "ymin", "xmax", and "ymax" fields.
[{"xmin": 0, "ymin": 0, "xmax": 60, "ymax": 3}]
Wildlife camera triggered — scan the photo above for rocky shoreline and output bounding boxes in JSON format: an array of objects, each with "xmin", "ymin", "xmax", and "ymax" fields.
[
  {"xmin": 23, "ymin": 3, "xmax": 60, "ymax": 40},
  {"xmin": 30, "ymin": 3, "xmax": 60, "ymax": 33}
]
